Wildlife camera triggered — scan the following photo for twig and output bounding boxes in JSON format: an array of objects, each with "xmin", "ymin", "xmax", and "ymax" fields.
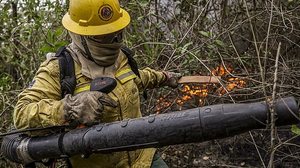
[
  {"xmin": 214, "ymin": 164, "xmax": 244, "ymax": 168},
  {"xmin": 243, "ymin": 0, "xmax": 267, "ymax": 97},
  {"xmin": 263, "ymin": 0, "xmax": 275, "ymax": 85},
  {"xmin": 267, "ymin": 42, "xmax": 281, "ymax": 168},
  {"xmin": 0, "ymin": 95, "xmax": 18, "ymax": 117},
  {"xmin": 249, "ymin": 131, "xmax": 267, "ymax": 168},
  {"xmin": 274, "ymin": 135, "xmax": 300, "ymax": 150},
  {"xmin": 227, "ymin": 32, "xmax": 249, "ymax": 76},
  {"xmin": 242, "ymin": 3, "xmax": 273, "ymax": 166},
  {"xmin": 163, "ymin": 0, "xmax": 212, "ymax": 70},
  {"xmin": 185, "ymin": 50, "xmax": 235, "ymax": 103}
]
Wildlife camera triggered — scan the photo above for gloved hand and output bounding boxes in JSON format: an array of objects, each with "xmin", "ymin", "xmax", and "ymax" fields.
[
  {"xmin": 62, "ymin": 91, "xmax": 117, "ymax": 126},
  {"xmin": 162, "ymin": 71, "xmax": 182, "ymax": 88}
]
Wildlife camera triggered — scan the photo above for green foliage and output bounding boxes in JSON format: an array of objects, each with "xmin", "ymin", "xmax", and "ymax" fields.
[
  {"xmin": 0, "ymin": 3, "xmax": 68, "ymax": 167},
  {"xmin": 0, "ymin": 0, "xmax": 68, "ymax": 85},
  {"xmin": 199, "ymin": 31, "xmax": 211, "ymax": 38},
  {"xmin": 0, "ymin": 73, "xmax": 13, "ymax": 92},
  {"xmin": 291, "ymin": 125, "xmax": 300, "ymax": 135},
  {"xmin": 40, "ymin": 28, "xmax": 69, "ymax": 53}
]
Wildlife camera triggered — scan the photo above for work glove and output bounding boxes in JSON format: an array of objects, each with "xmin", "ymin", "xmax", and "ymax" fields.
[
  {"xmin": 62, "ymin": 91, "xmax": 117, "ymax": 126},
  {"xmin": 162, "ymin": 71, "xmax": 182, "ymax": 88}
]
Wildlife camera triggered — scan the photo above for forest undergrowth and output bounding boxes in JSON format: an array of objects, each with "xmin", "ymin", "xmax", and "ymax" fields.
[{"xmin": 1, "ymin": 0, "xmax": 300, "ymax": 167}]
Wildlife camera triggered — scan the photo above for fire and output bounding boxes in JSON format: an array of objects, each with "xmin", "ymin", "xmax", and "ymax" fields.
[
  {"xmin": 155, "ymin": 64, "xmax": 246, "ymax": 113},
  {"xmin": 155, "ymin": 97, "xmax": 172, "ymax": 112},
  {"xmin": 211, "ymin": 64, "xmax": 233, "ymax": 76},
  {"xmin": 176, "ymin": 85, "xmax": 209, "ymax": 106},
  {"xmin": 217, "ymin": 78, "xmax": 247, "ymax": 95},
  {"xmin": 155, "ymin": 84, "xmax": 211, "ymax": 113},
  {"xmin": 212, "ymin": 64, "xmax": 246, "ymax": 95}
]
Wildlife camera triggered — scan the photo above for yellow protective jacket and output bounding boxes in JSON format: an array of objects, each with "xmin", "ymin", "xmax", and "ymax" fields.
[{"xmin": 13, "ymin": 48, "xmax": 167, "ymax": 168}]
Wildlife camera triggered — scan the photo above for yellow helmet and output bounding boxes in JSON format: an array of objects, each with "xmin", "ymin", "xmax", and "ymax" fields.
[{"xmin": 62, "ymin": 0, "xmax": 130, "ymax": 36}]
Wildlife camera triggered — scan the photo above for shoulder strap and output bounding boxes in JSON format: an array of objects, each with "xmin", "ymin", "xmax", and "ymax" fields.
[
  {"xmin": 121, "ymin": 46, "xmax": 147, "ymax": 99},
  {"xmin": 55, "ymin": 46, "xmax": 77, "ymax": 98},
  {"xmin": 121, "ymin": 46, "xmax": 141, "ymax": 78}
]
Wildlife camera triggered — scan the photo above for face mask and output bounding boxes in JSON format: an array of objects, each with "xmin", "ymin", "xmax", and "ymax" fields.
[
  {"xmin": 69, "ymin": 31, "xmax": 122, "ymax": 66},
  {"xmin": 85, "ymin": 37, "xmax": 122, "ymax": 66}
]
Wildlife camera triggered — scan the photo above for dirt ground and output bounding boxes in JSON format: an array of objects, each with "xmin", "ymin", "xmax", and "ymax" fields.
[{"xmin": 160, "ymin": 128, "xmax": 300, "ymax": 168}]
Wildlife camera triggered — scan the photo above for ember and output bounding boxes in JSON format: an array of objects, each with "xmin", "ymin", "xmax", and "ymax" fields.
[
  {"xmin": 155, "ymin": 64, "xmax": 246, "ymax": 113},
  {"xmin": 176, "ymin": 85, "xmax": 209, "ymax": 106}
]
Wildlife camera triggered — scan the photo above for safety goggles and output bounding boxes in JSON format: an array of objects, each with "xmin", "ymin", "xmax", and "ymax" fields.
[{"xmin": 88, "ymin": 31, "xmax": 123, "ymax": 44}]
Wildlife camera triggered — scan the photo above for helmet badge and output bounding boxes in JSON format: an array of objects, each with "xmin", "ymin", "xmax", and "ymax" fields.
[{"xmin": 99, "ymin": 5, "xmax": 113, "ymax": 21}]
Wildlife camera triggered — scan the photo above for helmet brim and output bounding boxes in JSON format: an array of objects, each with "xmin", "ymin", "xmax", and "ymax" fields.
[{"xmin": 62, "ymin": 9, "xmax": 130, "ymax": 36}]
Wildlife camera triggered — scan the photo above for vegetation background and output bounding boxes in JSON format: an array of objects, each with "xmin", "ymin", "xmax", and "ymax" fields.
[{"xmin": 1, "ymin": 0, "xmax": 300, "ymax": 167}]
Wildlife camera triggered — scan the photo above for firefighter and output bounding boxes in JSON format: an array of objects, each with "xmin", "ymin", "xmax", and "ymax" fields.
[{"xmin": 13, "ymin": 0, "xmax": 181, "ymax": 167}]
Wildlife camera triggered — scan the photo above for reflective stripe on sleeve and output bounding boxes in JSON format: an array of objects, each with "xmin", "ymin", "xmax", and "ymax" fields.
[{"xmin": 116, "ymin": 68, "xmax": 137, "ymax": 84}]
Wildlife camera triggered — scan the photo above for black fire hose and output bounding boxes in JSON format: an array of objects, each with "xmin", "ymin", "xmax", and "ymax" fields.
[{"xmin": 1, "ymin": 97, "xmax": 299, "ymax": 164}]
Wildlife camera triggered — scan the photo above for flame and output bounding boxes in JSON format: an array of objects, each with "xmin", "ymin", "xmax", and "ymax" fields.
[
  {"xmin": 155, "ymin": 97, "xmax": 172, "ymax": 113},
  {"xmin": 176, "ymin": 85, "xmax": 208, "ymax": 106},
  {"xmin": 212, "ymin": 64, "xmax": 246, "ymax": 95},
  {"xmin": 211, "ymin": 64, "xmax": 233, "ymax": 76},
  {"xmin": 217, "ymin": 77, "xmax": 247, "ymax": 95},
  {"xmin": 156, "ymin": 84, "xmax": 210, "ymax": 112},
  {"xmin": 155, "ymin": 64, "xmax": 246, "ymax": 113}
]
